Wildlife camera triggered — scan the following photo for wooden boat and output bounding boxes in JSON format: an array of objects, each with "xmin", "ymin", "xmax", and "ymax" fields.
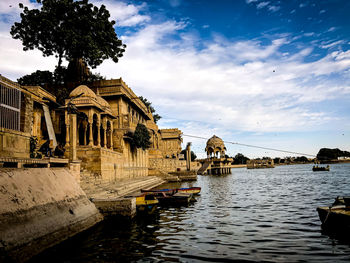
[
  {"xmin": 131, "ymin": 193, "xmax": 159, "ymax": 213},
  {"xmin": 317, "ymin": 196, "xmax": 350, "ymax": 233},
  {"xmin": 313, "ymin": 165, "xmax": 330, "ymax": 171},
  {"xmin": 142, "ymin": 191, "xmax": 194, "ymax": 206},
  {"xmin": 141, "ymin": 187, "xmax": 201, "ymax": 195}
]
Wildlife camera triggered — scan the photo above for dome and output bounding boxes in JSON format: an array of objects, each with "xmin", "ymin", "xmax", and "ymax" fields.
[
  {"xmin": 96, "ymin": 95, "xmax": 110, "ymax": 109},
  {"xmin": 206, "ymin": 135, "xmax": 226, "ymax": 151},
  {"xmin": 69, "ymin": 85, "xmax": 97, "ymax": 99}
]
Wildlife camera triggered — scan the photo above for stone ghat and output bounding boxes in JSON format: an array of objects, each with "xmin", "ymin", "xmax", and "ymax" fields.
[
  {"xmin": 0, "ymin": 168, "xmax": 103, "ymax": 262},
  {"xmin": 81, "ymin": 176, "xmax": 165, "ymax": 217}
]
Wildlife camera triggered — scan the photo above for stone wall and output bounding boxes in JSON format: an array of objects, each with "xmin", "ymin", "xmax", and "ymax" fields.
[
  {"xmin": 122, "ymin": 141, "xmax": 149, "ymax": 178},
  {"xmin": 0, "ymin": 168, "xmax": 103, "ymax": 262},
  {"xmin": 78, "ymin": 142, "xmax": 148, "ymax": 183},
  {"xmin": 77, "ymin": 146, "xmax": 123, "ymax": 182},
  {"xmin": 149, "ymin": 158, "xmax": 187, "ymax": 173},
  {"xmin": 0, "ymin": 128, "xmax": 30, "ymax": 158}
]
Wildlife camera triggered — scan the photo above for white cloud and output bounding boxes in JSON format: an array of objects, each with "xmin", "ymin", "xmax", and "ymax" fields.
[
  {"xmin": 320, "ymin": 40, "xmax": 344, "ymax": 49},
  {"xmin": 257, "ymin": 1, "xmax": 270, "ymax": 9},
  {"xmin": 327, "ymin": 27, "xmax": 337, "ymax": 32},
  {"xmin": 268, "ymin": 5, "xmax": 280, "ymax": 12},
  {"xmin": 1, "ymin": 0, "xmax": 350, "ymax": 157},
  {"xmin": 95, "ymin": 20, "xmax": 350, "ymax": 136},
  {"xmin": 91, "ymin": 0, "xmax": 150, "ymax": 27}
]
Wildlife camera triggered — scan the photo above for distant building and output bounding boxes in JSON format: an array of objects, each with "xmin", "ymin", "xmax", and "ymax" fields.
[
  {"xmin": 197, "ymin": 135, "xmax": 233, "ymax": 175},
  {"xmin": 247, "ymin": 159, "xmax": 274, "ymax": 169}
]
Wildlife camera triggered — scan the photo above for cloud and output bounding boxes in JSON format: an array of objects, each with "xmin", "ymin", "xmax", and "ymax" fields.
[
  {"xmin": 95, "ymin": 19, "xmax": 350, "ymax": 136},
  {"xmin": 91, "ymin": 0, "xmax": 150, "ymax": 27},
  {"xmin": 1, "ymin": 0, "xmax": 349, "ymax": 156},
  {"xmin": 257, "ymin": 1, "xmax": 270, "ymax": 9},
  {"xmin": 246, "ymin": 0, "xmax": 281, "ymax": 13},
  {"xmin": 320, "ymin": 40, "xmax": 344, "ymax": 49},
  {"xmin": 327, "ymin": 27, "xmax": 337, "ymax": 32},
  {"xmin": 268, "ymin": 5, "xmax": 280, "ymax": 12}
]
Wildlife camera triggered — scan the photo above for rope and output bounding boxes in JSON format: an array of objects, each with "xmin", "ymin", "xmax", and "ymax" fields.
[{"xmin": 182, "ymin": 133, "xmax": 316, "ymax": 157}]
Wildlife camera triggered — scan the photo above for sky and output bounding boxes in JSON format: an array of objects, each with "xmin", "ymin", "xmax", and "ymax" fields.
[{"xmin": 1, "ymin": 0, "xmax": 350, "ymax": 159}]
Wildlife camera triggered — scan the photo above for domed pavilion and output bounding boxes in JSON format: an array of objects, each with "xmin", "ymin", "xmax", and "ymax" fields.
[
  {"xmin": 66, "ymin": 85, "xmax": 116, "ymax": 149},
  {"xmin": 205, "ymin": 135, "xmax": 226, "ymax": 158},
  {"xmin": 197, "ymin": 135, "xmax": 233, "ymax": 175}
]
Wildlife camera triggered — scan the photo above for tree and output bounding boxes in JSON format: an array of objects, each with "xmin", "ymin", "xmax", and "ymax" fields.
[
  {"xmin": 131, "ymin": 123, "xmax": 151, "ymax": 151},
  {"xmin": 11, "ymin": 0, "xmax": 126, "ymax": 70},
  {"xmin": 17, "ymin": 70, "xmax": 54, "ymax": 86},
  {"xmin": 316, "ymin": 148, "xmax": 350, "ymax": 161},
  {"xmin": 294, "ymin": 156, "xmax": 309, "ymax": 163},
  {"xmin": 233, "ymin": 153, "xmax": 249, "ymax": 164},
  {"xmin": 273, "ymin": 157, "xmax": 280, "ymax": 164},
  {"xmin": 180, "ymin": 149, "xmax": 197, "ymax": 161},
  {"xmin": 139, "ymin": 96, "xmax": 162, "ymax": 123}
]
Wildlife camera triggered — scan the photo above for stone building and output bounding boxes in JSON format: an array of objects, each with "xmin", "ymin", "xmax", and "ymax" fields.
[
  {"xmin": 246, "ymin": 159, "xmax": 274, "ymax": 169},
  {"xmin": 197, "ymin": 135, "xmax": 233, "ymax": 175},
  {"xmin": 0, "ymin": 74, "xmax": 189, "ymax": 182},
  {"xmin": 66, "ymin": 78, "xmax": 191, "ymax": 183},
  {"xmin": 0, "ymin": 75, "xmax": 58, "ymax": 160}
]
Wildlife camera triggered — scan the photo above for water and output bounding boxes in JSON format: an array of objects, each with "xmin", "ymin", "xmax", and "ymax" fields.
[{"xmin": 32, "ymin": 163, "xmax": 350, "ymax": 262}]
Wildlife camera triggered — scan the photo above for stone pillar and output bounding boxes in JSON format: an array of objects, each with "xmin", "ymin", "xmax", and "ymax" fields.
[
  {"xmin": 65, "ymin": 112, "xmax": 70, "ymax": 147},
  {"xmin": 103, "ymin": 119, "xmax": 107, "ymax": 149},
  {"xmin": 186, "ymin": 142, "xmax": 191, "ymax": 171},
  {"xmin": 88, "ymin": 120, "xmax": 93, "ymax": 146},
  {"xmin": 97, "ymin": 117, "xmax": 101, "ymax": 147},
  {"xmin": 76, "ymin": 121, "xmax": 79, "ymax": 146},
  {"xmin": 70, "ymin": 114, "xmax": 77, "ymax": 161},
  {"xmin": 110, "ymin": 121, "xmax": 114, "ymax": 149}
]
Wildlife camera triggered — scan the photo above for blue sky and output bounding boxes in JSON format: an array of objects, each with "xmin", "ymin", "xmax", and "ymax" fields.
[{"xmin": 1, "ymin": 0, "xmax": 350, "ymax": 158}]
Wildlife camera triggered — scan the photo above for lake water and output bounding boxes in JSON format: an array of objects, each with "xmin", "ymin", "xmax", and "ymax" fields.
[{"xmin": 32, "ymin": 163, "xmax": 350, "ymax": 262}]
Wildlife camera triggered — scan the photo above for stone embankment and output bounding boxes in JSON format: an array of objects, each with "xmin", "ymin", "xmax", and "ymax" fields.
[
  {"xmin": 80, "ymin": 175, "xmax": 165, "ymax": 217},
  {"xmin": 0, "ymin": 168, "xmax": 103, "ymax": 262}
]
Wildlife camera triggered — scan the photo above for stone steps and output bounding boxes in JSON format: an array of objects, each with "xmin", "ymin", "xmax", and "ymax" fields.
[{"xmin": 81, "ymin": 176, "xmax": 165, "ymax": 200}]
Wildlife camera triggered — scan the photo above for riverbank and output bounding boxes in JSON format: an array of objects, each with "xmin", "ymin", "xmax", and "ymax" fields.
[
  {"xmin": 26, "ymin": 163, "xmax": 350, "ymax": 262},
  {"xmin": 0, "ymin": 167, "xmax": 103, "ymax": 262}
]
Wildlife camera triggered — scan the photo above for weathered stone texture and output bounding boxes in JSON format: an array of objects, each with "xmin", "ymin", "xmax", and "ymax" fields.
[
  {"xmin": 0, "ymin": 129, "xmax": 30, "ymax": 158},
  {"xmin": 0, "ymin": 168, "xmax": 103, "ymax": 262},
  {"xmin": 149, "ymin": 158, "xmax": 187, "ymax": 173}
]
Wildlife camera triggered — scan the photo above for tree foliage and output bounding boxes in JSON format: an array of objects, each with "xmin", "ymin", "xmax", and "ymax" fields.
[
  {"xmin": 180, "ymin": 149, "xmax": 197, "ymax": 161},
  {"xmin": 131, "ymin": 123, "xmax": 151, "ymax": 151},
  {"xmin": 139, "ymin": 96, "xmax": 162, "ymax": 123},
  {"xmin": 17, "ymin": 68, "xmax": 105, "ymax": 104},
  {"xmin": 317, "ymin": 148, "xmax": 350, "ymax": 161},
  {"xmin": 233, "ymin": 153, "xmax": 250, "ymax": 164},
  {"xmin": 11, "ymin": 0, "xmax": 126, "ymax": 69},
  {"xmin": 18, "ymin": 70, "xmax": 54, "ymax": 86},
  {"xmin": 294, "ymin": 156, "xmax": 309, "ymax": 163}
]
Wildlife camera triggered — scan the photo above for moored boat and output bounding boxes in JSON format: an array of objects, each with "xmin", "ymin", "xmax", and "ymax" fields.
[
  {"xmin": 317, "ymin": 196, "xmax": 350, "ymax": 233},
  {"xmin": 313, "ymin": 165, "xmax": 330, "ymax": 171},
  {"xmin": 126, "ymin": 193, "xmax": 159, "ymax": 214},
  {"xmin": 142, "ymin": 191, "xmax": 194, "ymax": 206},
  {"xmin": 141, "ymin": 187, "xmax": 201, "ymax": 195}
]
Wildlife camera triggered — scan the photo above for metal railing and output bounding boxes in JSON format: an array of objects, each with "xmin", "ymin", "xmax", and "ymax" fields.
[{"xmin": 0, "ymin": 83, "xmax": 21, "ymax": 131}]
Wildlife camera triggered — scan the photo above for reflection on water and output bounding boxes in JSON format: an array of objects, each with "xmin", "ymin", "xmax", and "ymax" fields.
[{"xmin": 31, "ymin": 163, "xmax": 350, "ymax": 262}]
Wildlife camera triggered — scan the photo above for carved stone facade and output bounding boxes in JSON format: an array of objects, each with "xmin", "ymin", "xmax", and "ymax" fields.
[
  {"xmin": 65, "ymin": 78, "xmax": 186, "ymax": 182},
  {"xmin": 0, "ymin": 74, "xmax": 187, "ymax": 181}
]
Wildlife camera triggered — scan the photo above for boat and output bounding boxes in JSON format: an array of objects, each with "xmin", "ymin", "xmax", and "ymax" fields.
[
  {"xmin": 141, "ymin": 187, "xmax": 201, "ymax": 195},
  {"xmin": 313, "ymin": 165, "xmax": 330, "ymax": 171},
  {"xmin": 316, "ymin": 196, "xmax": 350, "ymax": 233},
  {"xmin": 142, "ymin": 191, "xmax": 194, "ymax": 206},
  {"xmin": 125, "ymin": 193, "xmax": 159, "ymax": 214}
]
